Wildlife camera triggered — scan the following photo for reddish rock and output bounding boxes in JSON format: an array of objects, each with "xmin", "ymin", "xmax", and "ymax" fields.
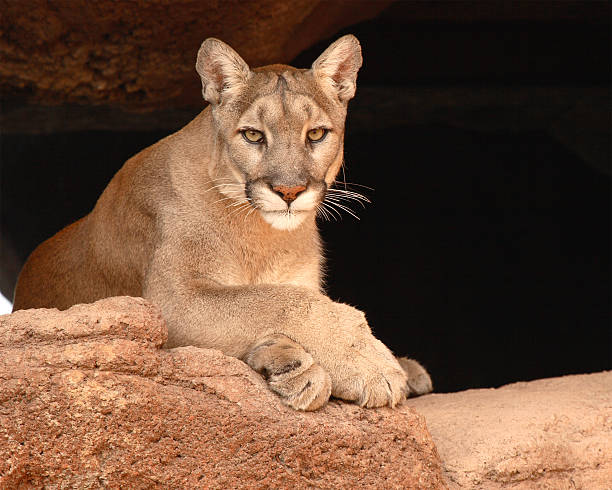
[
  {"xmin": 408, "ymin": 372, "xmax": 612, "ymax": 489},
  {"xmin": 0, "ymin": 0, "xmax": 389, "ymax": 110},
  {"xmin": 0, "ymin": 296, "xmax": 445, "ymax": 488}
]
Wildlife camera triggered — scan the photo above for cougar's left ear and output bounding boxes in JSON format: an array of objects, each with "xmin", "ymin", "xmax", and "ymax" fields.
[
  {"xmin": 311, "ymin": 34, "xmax": 362, "ymax": 104},
  {"xmin": 196, "ymin": 38, "xmax": 251, "ymax": 105}
]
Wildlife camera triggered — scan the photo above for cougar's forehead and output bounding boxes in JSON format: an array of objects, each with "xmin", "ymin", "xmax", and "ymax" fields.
[
  {"xmin": 233, "ymin": 69, "xmax": 344, "ymax": 130},
  {"xmin": 239, "ymin": 93, "xmax": 331, "ymax": 135}
]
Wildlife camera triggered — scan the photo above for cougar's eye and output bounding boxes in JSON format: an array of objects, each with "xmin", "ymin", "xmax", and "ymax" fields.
[
  {"xmin": 307, "ymin": 128, "xmax": 327, "ymax": 142},
  {"xmin": 242, "ymin": 129, "xmax": 264, "ymax": 144}
]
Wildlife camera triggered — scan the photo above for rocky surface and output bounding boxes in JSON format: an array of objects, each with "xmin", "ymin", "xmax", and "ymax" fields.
[
  {"xmin": 0, "ymin": 0, "xmax": 388, "ymax": 110},
  {"xmin": 0, "ymin": 296, "xmax": 445, "ymax": 488},
  {"xmin": 2, "ymin": 295, "xmax": 610, "ymax": 488},
  {"xmin": 408, "ymin": 371, "xmax": 612, "ymax": 489}
]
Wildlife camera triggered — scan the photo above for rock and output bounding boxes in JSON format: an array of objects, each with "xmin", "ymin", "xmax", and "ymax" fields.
[
  {"xmin": 407, "ymin": 372, "xmax": 612, "ymax": 489},
  {"xmin": 0, "ymin": 296, "xmax": 445, "ymax": 488},
  {"xmin": 0, "ymin": 0, "xmax": 389, "ymax": 110}
]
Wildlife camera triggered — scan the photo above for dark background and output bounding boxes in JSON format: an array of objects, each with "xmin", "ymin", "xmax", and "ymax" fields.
[{"xmin": 1, "ymin": 2, "xmax": 610, "ymax": 393}]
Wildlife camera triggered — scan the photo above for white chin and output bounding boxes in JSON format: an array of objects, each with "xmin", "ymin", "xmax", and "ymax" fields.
[{"xmin": 260, "ymin": 210, "xmax": 308, "ymax": 231}]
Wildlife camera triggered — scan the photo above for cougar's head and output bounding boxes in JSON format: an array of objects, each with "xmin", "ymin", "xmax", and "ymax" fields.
[{"xmin": 196, "ymin": 35, "xmax": 362, "ymax": 231}]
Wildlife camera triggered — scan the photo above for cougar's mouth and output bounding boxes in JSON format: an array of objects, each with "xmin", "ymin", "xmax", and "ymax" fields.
[
  {"xmin": 257, "ymin": 208, "xmax": 308, "ymax": 231},
  {"xmin": 239, "ymin": 179, "xmax": 330, "ymax": 230}
]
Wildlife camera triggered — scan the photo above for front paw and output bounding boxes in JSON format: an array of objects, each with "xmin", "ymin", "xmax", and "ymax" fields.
[
  {"xmin": 317, "ymin": 304, "xmax": 409, "ymax": 408},
  {"xmin": 331, "ymin": 340, "xmax": 408, "ymax": 408},
  {"xmin": 245, "ymin": 334, "xmax": 331, "ymax": 411}
]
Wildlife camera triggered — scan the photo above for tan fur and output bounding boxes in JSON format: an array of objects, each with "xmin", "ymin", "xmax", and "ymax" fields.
[{"xmin": 14, "ymin": 35, "xmax": 432, "ymax": 410}]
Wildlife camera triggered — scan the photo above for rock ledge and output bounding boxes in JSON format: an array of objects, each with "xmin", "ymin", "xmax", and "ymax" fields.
[{"xmin": 0, "ymin": 296, "xmax": 444, "ymax": 488}]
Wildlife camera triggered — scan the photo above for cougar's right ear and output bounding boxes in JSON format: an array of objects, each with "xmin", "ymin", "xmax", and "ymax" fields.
[{"xmin": 196, "ymin": 38, "xmax": 251, "ymax": 105}]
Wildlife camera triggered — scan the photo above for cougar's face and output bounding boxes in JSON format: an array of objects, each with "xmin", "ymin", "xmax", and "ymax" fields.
[
  {"xmin": 197, "ymin": 35, "xmax": 361, "ymax": 230},
  {"xmin": 210, "ymin": 68, "xmax": 346, "ymax": 231}
]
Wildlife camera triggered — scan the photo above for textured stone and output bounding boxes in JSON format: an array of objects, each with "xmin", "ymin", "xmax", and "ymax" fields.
[
  {"xmin": 408, "ymin": 372, "xmax": 612, "ymax": 489},
  {"xmin": 0, "ymin": 0, "xmax": 388, "ymax": 110},
  {"xmin": 0, "ymin": 296, "xmax": 445, "ymax": 488}
]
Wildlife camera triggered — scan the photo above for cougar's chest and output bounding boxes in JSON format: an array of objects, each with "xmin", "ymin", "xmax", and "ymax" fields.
[
  {"xmin": 234, "ymin": 241, "xmax": 320, "ymax": 289},
  {"xmin": 195, "ymin": 211, "xmax": 322, "ymax": 290}
]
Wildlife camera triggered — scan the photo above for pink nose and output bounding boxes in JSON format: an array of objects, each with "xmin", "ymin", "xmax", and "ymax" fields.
[{"xmin": 272, "ymin": 185, "xmax": 307, "ymax": 203}]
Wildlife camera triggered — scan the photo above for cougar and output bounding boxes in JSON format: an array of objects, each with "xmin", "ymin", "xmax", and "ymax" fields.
[{"xmin": 13, "ymin": 35, "xmax": 432, "ymax": 410}]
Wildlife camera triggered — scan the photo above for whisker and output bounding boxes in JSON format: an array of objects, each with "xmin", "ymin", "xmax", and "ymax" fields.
[
  {"xmin": 327, "ymin": 188, "xmax": 370, "ymax": 198},
  {"xmin": 327, "ymin": 189, "xmax": 371, "ymax": 201},
  {"xmin": 325, "ymin": 192, "xmax": 370, "ymax": 207},
  {"xmin": 211, "ymin": 196, "xmax": 242, "ymax": 205},
  {"xmin": 229, "ymin": 197, "xmax": 252, "ymax": 208},
  {"xmin": 201, "ymin": 177, "xmax": 233, "ymax": 185},
  {"xmin": 204, "ymin": 183, "xmax": 244, "ymax": 195},
  {"xmin": 226, "ymin": 202, "xmax": 251, "ymax": 219},
  {"xmin": 315, "ymin": 203, "xmax": 328, "ymax": 221},
  {"xmin": 224, "ymin": 195, "xmax": 250, "ymax": 214},
  {"xmin": 201, "ymin": 177, "xmax": 237, "ymax": 188},
  {"xmin": 341, "ymin": 160, "xmax": 348, "ymax": 191},
  {"xmin": 325, "ymin": 198, "xmax": 367, "ymax": 211},
  {"xmin": 321, "ymin": 201, "xmax": 342, "ymax": 220},
  {"xmin": 244, "ymin": 206, "xmax": 258, "ymax": 220},
  {"xmin": 332, "ymin": 181, "xmax": 375, "ymax": 191},
  {"xmin": 323, "ymin": 199, "xmax": 361, "ymax": 220},
  {"xmin": 326, "ymin": 192, "xmax": 368, "ymax": 204},
  {"xmin": 316, "ymin": 203, "xmax": 335, "ymax": 222}
]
